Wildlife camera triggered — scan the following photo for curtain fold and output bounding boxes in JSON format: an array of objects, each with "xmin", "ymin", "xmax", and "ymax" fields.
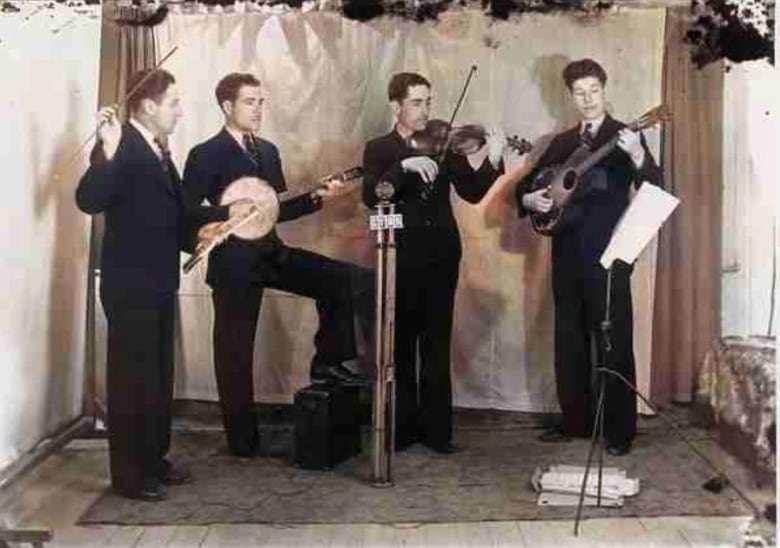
[{"xmin": 651, "ymin": 7, "xmax": 723, "ymax": 404}]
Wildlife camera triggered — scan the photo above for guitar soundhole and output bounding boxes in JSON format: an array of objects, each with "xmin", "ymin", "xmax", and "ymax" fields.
[{"xmin": 562, "ymin": 171, "xmax": 577, "ymax": 191}]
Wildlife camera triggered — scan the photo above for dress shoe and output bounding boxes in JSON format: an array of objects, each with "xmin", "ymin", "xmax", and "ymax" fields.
[
  {"xmin": 311, "ymin": 363, "xmax": 368, "ymax": 385},
  {"xmin": 394, "ymin": 437, "xmax": 417, "ymax": 452},
  {"xmin": 605, "ymin": 441, "xmax": 632, "ymax": 456},
  {"xmin": 115, "ymin": 483, "xmax": 166, "ymax": 502},
  {"xmin": 537, "ymin": 426, "xmax": 572, "ymax": 443},
  {"xmin": 424, "ymin": 441, "xmax": 460, "ymax": 454},
  {"xmin": 159, "ymin": 461, "xmax": 193, "ymax": 485}
]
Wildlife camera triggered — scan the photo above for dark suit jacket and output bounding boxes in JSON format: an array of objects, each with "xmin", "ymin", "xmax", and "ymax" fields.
[
  {"xmin": 514, "ymin": 115, "xmax": 663, "ymax": 265},
  {"xmin": 75, "ymin": 123, "xmax": 207, "ymax": 293},
  {"xmin": 182, "ymin": 129, "xmax": 321, "ymax": 287},
  {"xmin": 363, "ymin": 129, "xmax": 501, "ymax": 265}
]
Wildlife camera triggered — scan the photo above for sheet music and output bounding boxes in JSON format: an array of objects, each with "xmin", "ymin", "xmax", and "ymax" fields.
[{"xmin": 600, "ymin": 183, "xmax": 680, "ymax": 269}]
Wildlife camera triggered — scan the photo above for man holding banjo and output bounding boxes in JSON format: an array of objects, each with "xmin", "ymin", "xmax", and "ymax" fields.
[{"xmin": 182, "ymin": 73, "xmax": 373, "ymax": 459}]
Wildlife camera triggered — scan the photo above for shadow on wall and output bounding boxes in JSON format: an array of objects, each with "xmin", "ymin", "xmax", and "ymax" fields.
[
  {"xmin": 495, "ymin": 53, "xmax": 577, "ymax": 408},
  {"xmin": 30, "ymin": 82, "xmax": 89, "ymax": 430}
]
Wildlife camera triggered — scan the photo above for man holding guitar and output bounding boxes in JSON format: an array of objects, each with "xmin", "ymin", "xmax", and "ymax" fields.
[
  {"xmin": 515, "ymin": 59, "xmax": 663, "ymax": 456},
  {"xmin": 182, "ymin": 73, "xmax": 373, "ymax": 458}
]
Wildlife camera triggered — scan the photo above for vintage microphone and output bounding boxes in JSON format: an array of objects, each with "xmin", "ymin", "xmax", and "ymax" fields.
[{"xmin": 371, "ymin": 181, "xmax": 399, "ymax": 486}]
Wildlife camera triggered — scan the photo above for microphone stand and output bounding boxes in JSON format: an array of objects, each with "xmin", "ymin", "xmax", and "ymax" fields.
[{"xmin": 370, "ymin": 182, "xmax": 402, "ymax": 487}]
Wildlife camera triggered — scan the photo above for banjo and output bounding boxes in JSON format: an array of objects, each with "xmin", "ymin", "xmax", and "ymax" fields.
[{"xmin": 183, "ymin": 166, "xmax": 363, "ymax": 274}]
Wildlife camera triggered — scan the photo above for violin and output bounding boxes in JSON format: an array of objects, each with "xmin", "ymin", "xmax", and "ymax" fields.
[{"xmin": 409, "ymin": 118, "xmax": 533, "ymax": 157}]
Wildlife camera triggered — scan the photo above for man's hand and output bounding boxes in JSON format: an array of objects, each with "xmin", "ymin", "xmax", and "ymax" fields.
[
  {"xmin": 97, "ymin": 106, "xmax": 121, "ymax": 160},
  {"xmin": 228, "ymin": 198, "xmax": 255, "ymax": 219},
  {"xmin": 485, "ymin": 126, "xmax": 507, "ymax": 168},
  {"xmin": 197, "ymin": 221, "xmax": 223, "ymax": 244},
  {"xmin": 401, "ymin": 156, "xmax": 439, "ymax": 184},
  {"xmin": 314, "ymin": 177, "xmax": 348, "ymax": 202},
  {"xmin": 617, "ymin": 128, "xmax": 646, "ymax": 168},
  {"xmin": 522, "ymin": 187, "xmax": 553, "ymax": 213}
]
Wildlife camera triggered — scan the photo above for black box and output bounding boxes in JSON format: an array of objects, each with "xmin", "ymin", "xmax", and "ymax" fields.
[{"xmin": 293, "ymin": 383, "xmax": 362, "ymax": 470}]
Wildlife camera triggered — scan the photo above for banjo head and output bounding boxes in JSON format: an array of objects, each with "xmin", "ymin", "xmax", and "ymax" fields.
[{"xmin": 218, "ymin": 176, "xmax": 280, "ymax": 240}]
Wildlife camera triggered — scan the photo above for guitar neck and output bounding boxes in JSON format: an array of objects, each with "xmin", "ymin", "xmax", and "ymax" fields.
[
  {"xmin": 573, "ymin": 118, "xmax": 647, "ymax": 176},
  {"xmin": 574, "ymin": 133, "xmax": 621, "ymax": 176}
]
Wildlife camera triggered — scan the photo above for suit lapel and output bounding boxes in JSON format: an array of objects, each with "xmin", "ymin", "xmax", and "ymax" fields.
[
  {"xmin": 124, "ymin": 124, "xmax": 177, "ymax": 197},
  {"xmin": 218, "ymin": 129, "xmax": 257, "ymax": 175}
]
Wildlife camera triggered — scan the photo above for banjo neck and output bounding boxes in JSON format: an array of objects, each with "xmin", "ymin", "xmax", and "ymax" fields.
[{"xmin": 280, "ymin": 166, "xmax": 365, "ymax": 199}]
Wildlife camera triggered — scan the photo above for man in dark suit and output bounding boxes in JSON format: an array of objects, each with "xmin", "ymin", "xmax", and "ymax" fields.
[
  {"xmin": 515, "ymin": 59, "xmax": 663, "ymax": 455},
  {"xmin": 182, "ymin": 73, "xmax": 373, "ymax": 458},
  {"xmin": 75, "ymin": 69, "xmax": 213, "ymax": 501},
  {"xmin": 362, "ymin": 72, "xmax": 506, "ymax": 453}
]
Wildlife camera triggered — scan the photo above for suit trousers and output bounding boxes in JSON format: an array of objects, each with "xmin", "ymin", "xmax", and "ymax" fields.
[
  {"xmin": 393, "ymin": 256, "xmax": 459, "ymax": 449},
  {"xmin": 211, "ymin": 245, "xmax": 373, "ymax": 456},
  {"xmin": 552, "ymin": 259, "xmax": 637, "ymax": 445},
  {"xmin": 100, "ymin": 287, "xmax": 174, "ymax": 493}
]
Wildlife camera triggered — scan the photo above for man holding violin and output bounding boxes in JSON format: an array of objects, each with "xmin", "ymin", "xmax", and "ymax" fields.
[
  {"xmin": 514, "ymin": 59, "xmax": 663, "ymax": 456},
  {"xmin": 363, "ymin": 72, "xmax": 507, "ymax": 454},
  {"xmin": 75, "ymin": 69, "xmax": 206, "ymax": 501}
]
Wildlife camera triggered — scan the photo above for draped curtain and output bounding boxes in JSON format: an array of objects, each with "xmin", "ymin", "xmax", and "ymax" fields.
[
  {"xmin": 650, "ymin": 7, "xmax": 723, "ymax": 404},
  {"xmin": 146, "ymin": 8, "xmax": 666, "ymax": 410}
]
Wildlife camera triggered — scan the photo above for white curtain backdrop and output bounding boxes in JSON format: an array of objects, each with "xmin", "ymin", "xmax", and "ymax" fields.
[
  {"xmin": 0, "ymin": 3, "xmax": 100, "ymax": 471},
  {"xmin": 145, "ymin": 8, "xmax": 665, "ymax": 410}
]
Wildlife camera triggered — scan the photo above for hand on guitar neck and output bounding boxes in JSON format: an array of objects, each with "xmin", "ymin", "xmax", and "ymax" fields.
[{"xmin": 616, "ymin": 128, "xmax": 645, "ymax": 168}]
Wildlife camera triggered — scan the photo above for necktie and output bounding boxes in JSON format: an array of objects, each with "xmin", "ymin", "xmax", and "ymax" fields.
[
  {"xmin": 154, "ymin": 137, "xmax": 172, "ymax": 174},
  {"xmin": 243, "ymin": 133, "xmax": 262, "ymax": 167},
  {"xmin": 581, "ymin": 122, "xmax": 595, "ymax": 148},
  {"xmin": 153, "ymin": 137, "xmax": 176, "ymax": 194}
]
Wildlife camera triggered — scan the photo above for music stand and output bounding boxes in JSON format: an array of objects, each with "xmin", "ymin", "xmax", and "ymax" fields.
[{"xmin": 571, "ymin": 184, "xmax": 764, "ymax": 534}]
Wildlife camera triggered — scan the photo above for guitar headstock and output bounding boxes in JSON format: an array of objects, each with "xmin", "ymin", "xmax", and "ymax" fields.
[
  {"xmin": 507, "ymin": 135, "xmax": 533, "ymax": 156},
  {"xmin": 633, "ymin": 104, "xmax": 672, "ymax": 131}
]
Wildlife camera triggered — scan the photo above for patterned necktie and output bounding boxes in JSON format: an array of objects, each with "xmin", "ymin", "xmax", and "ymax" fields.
[
  {"xmin": 243, "ymin": 133, "xmax": 262, "ymax": 167},
  {"xmin": 154, "ymin": 137, "xmax": 172, "ymax": 174},
  {"xmin": 581, "ymin": 122, "xmax": 596, "ymax": 148}
]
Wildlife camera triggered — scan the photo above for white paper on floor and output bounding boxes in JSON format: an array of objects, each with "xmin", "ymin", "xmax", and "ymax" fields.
[{"xmin": 532, "ymin": 465, "xmax": 641, "ymax": 507}]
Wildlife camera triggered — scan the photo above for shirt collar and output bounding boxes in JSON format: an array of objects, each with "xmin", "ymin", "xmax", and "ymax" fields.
[
  {"xmin": 581, "ymin": 114, "xmax": 606, "ymax": 136},
  {"xmin": 129, "ymin": 117, "xmax": 162, "ymax": 159},
  {"xmin": 225, "ymin": 125, "xmax": 257, "ymax": 150}
]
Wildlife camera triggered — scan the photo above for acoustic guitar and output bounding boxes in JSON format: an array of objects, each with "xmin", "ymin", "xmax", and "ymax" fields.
[{"xmin": 527, "ymin": 105, "xmax": 671, "ymax": 236}]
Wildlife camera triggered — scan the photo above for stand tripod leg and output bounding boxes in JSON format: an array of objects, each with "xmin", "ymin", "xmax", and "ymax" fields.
[
  {"xmin": 597, "ymin": 376, "xmax": 605, "ymax": 507},
  {"xmin": 595, "ymin": 368, "xmax": 764, "ymax": 519},
  {"xmin": 574, "ymin": 374, "xmax": 606, "ymax": 535}
]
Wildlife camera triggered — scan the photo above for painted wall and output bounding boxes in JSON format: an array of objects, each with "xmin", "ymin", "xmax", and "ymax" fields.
[
  {"xmin": 721, "ymin": 61, "xmax": 780, "ymax": 339},
  {"xmin": 0, "ymin": 2, "xmax": 100, "ymax": 472}
]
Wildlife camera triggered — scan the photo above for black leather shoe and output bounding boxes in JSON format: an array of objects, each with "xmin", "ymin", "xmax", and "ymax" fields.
[
  {"xmin": 425, "ymin": 441, "xmax": 460, "ymax": 454},
  {"xmin": 606, "ymin": 442, "xmax": 632, "ymax": 456},
  {"xmin": 160, "ymin": 462, "xmax": 193, "ymax": 485},
  {"xmin": 537, "ymin": 426, "xmax": 572, "ymax": 443},
  {"xmin": 311, "ymin": 364, "xmax": 368, "ymax": 385},
  {"xmin": 116, "ymin": 484, "xmax": 166, "ymax": 502}
]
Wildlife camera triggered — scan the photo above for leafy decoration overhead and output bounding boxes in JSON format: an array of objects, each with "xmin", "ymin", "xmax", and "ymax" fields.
[{"xmin": 685, "ymin": 0, "xmax": 774, "ymax": 66}]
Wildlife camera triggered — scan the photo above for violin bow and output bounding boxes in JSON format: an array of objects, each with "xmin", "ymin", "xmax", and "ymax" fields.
[
  {"xmin": 64, "ymin": 45, "xmax": 179, "ymax": 168},
  {"xmin": 435, "ymin": 64, "xmax": 478, "ymax": 165}
]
